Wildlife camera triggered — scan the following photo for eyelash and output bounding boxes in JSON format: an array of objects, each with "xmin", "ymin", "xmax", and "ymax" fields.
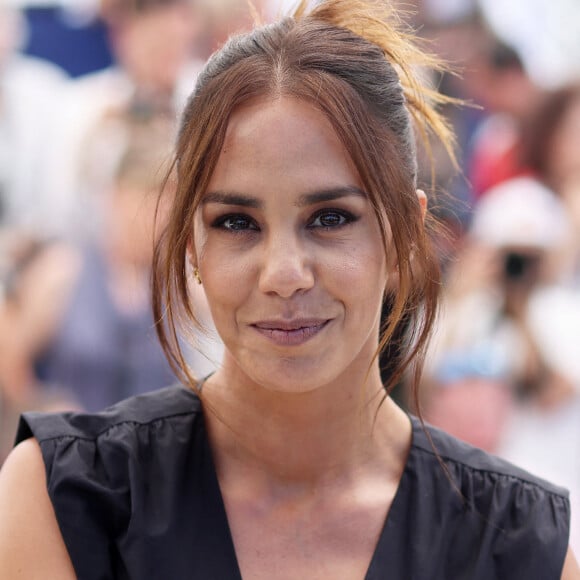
[
  {"xmin": 211, "ymin": 214, "xmax": 259, "ymax": 232},
  {"xmin": 308, "ymin": 209, "xmax": 359, "ymax": 230},
  {"xmin": 211, "ymin": 209, "xmax": 358, "ymax": 233}
]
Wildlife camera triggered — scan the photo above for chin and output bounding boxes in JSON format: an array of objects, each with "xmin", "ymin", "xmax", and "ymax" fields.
[{"xmin": 239, "ymin": 354, "xmax": 341, "ymax": 395}]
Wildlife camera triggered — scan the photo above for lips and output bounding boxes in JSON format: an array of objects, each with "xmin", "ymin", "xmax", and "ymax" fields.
[{"xmin": 251, "ymin": 318, "xmax": 331, "ymax": 346}]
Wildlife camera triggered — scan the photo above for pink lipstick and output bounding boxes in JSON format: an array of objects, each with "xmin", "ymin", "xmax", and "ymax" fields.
[{"xmin": 251, "ymin": 319, "xmax": 330, "ymax": 346}]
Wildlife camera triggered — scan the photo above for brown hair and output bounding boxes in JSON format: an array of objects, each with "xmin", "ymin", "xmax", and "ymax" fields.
[
  {"xmin": 522, "ymin": 83, "xmax": 580, "ymax": 190},
  {"xmin": 153, "ymin": 0, "xmax": 456, "ymax": 410}
]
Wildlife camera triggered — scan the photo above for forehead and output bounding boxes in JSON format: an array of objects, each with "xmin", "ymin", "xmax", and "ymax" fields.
[
  {"xmin": 208, "ymin": 96, "xmax": 361, "ymax": 194},
  {"xmin": 225, "ymin": 96, "xmax": 338, "ymax": 145}
]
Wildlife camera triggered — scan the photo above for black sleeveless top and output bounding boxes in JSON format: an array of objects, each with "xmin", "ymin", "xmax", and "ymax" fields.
[{"xmin": 16, "ymin": 385, "xmax": 570, "ymax": 579}]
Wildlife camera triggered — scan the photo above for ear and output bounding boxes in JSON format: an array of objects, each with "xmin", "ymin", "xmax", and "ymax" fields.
[
  {"xmin": 416, "ymin": 189, "xmax": 427, "ymax": 223},
  {"xmin": 186, "ymin": 240, "xmax": 197, "ymax": 270},
  {"xmin": 384, "ymin": 190, "xmax": 426, "ymax": 295}
]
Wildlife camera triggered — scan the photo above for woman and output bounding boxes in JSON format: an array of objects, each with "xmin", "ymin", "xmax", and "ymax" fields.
[
  {"xmin": 0, "ymin": 0, "xmax": 577, "ymax": 578},
  {"xmin": 523, "ymin": 82, "xmax": 580, "ymax": 287}
]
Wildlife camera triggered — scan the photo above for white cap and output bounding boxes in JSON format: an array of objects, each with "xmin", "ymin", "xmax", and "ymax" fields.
[{"xmin": 470, "ymin": 176, "xmax": 571, "ymax": 249}]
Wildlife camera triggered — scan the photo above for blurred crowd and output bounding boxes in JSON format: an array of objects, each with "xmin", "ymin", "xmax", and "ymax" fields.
[
  {"xmin": 407, "ymin": 0, "xmax": 580, "ymax": 555},
  {"xmin": 0, "ymin": 0, "xmax": 239, "ymax": 464},
  {"xmin": 0, "ymin": 0, "xmax": 580, "ymax": 553}
]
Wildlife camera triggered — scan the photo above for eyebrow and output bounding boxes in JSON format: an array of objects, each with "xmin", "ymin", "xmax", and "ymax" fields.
[
  {"xmin": 202, "ymin": 186, "xmax": 367, "ymax": 208},
  {"xmin": 202, "ymin": 191, "xmax": 262, "ymax": 208}
]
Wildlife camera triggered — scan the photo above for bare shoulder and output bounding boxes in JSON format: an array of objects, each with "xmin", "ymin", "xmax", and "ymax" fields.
[
  {"xmin": 562, "ymin": 548, "xmax": 580, "ymax": 580},
  {"xmin": 0, "ymin": 439, "xmax": 76, "ymax": 579}
]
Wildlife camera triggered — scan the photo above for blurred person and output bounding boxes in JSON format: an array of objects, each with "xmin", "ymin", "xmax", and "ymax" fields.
[
  {"xmin": 0, "ymin": 230, "xmax": 79, "ymax": 464},
  {"xmin": 464, "ymin": 38, "xmax": 545, "ymax": 199},
  {"xmin": 523, "ymin": 83, "xmax": 580, "ymax": 286},
  {"xmin": 99, "ymin": 0, "xmax": 204, "ymax": 108},
  {"xmin": 421, "ymin": 9, "xmax": 545, "ymax": 201},
  {"xmin": 478, "ymin": 0, "xmax": 580, "ymax": 90},
  {"xmin": 36, "ymin": 115, "xmax": 183, "ymax": 411},
  {"xmin": 528, "ymin": 84, "xmax": 580, "ymax": 195},
  {"xmin": 494, "ymin": 84, "xmax": 580, "ymax": 554},
  {"xmin": 425, "ymin": 175, "xmax": 580, "ymax": 554},
  {"xmin": 38, "ymin": 0, "xmax": 205, "ymax": 236},
  {"xmin": 426, "ymin": 177, "xmax": 575, "ymax": 425},
  {"xmin": 0, "ymin": 3, "xmax": 67, "ymax": 230},
  {"xmin": 384, "ymin": 0, "xmax": 548, "ymax": 209},
  {"xmin": 411, "ymin": 12, "xmax": 525, "ymax": 261}
]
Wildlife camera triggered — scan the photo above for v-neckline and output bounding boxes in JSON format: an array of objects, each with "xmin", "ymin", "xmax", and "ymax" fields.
[
  {"xmin": 364, "ymin": 416, "xmax": 416, "ymax": 579},
  {"xmin": 196, "ymin": 407, "xmax": 417, "ymax": 580}
]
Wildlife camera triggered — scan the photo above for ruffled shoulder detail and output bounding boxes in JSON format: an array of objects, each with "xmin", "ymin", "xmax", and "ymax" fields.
[
  {"xmin": 16, "ymin": 384, "xmax": 202, "ymax": 443},
  {"xmin": 406, "ymin": 416, "xmax": 570, "ymax": 579},
  {"xmin": 15, "ymin": 385, "xmax": 203, "ymax": 579}
]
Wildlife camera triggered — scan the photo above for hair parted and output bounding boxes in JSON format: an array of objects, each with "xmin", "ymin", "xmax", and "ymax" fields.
[{"xmin": 153, "ymin": 0, "xmax": 457, "ymax": 408}]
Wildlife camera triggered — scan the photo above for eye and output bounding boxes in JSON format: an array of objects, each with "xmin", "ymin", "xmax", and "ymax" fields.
[
  {"xmin": 213, "ymin": 214, "xmax": 259, "ymax": 231},
  {"xmin": 309, "ymin": 209, "xmax": 356, "ymax": 229}
]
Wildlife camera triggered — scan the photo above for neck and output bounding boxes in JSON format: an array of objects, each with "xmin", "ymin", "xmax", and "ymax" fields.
[{"xmin": 201, "ymin": 365, "xmax": 411, "ymax": 494}]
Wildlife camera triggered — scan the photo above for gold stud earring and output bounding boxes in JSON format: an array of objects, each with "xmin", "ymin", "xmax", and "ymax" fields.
[{"xmin": 193, "ymin": 267, "xmax": 202, "ymax": 285}]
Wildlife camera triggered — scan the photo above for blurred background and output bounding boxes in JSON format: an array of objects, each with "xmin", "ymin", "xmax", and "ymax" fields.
[{"xmin": 0, "ymin": 0, "xmax": 579, "ymax": 553}]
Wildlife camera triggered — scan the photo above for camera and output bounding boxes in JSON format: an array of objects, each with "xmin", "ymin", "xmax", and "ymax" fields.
[{"xmin": 502, "ymin": 251, "xmax": 541, "ymax": 283}]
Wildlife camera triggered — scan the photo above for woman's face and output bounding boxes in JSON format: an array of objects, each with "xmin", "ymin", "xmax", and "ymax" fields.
[{"xmin": 193, "ymin": 96, "xmax": 392, "ymax": 393}]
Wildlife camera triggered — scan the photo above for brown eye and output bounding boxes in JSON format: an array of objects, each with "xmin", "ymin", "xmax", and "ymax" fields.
[
  {"xmin": 309, "ymin": 210, "xmax": 355, "ymax": 229},
  {"xmin": 213, "ymin": 214, "xmax": 258, "ymax": 231}
]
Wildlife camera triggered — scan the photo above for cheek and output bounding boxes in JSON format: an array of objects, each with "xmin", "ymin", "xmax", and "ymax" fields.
[
  {"xmin": 198, "ymin": 247, "xmax": 254, "ymax": 318},
  {"xmin": 324, "ymin": 239, "xmax": 388, "ymax": 300}
]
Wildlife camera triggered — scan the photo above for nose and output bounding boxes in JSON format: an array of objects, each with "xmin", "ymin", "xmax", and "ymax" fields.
[{"xmin": 258, "ymin": 232, "xmax": 315, "ymax": 298}]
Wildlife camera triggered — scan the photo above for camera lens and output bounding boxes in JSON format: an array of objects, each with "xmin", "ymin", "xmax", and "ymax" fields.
[{"xmin": 504, "ymin": 252, "xmax": 527, "ymax": 279}]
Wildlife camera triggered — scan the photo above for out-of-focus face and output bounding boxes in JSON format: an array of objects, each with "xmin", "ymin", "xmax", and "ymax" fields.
[
  {"xmin": 117, "ymin": 2, "xmax": 200, "ymax": 94},
  {"xmin": 193, "ymin": 97, "xmax": 391, "ymax": 393},
  {"xmin": 548, "ymin": 95, "xmax": 580, "ymax": 192},
  {"xmin": 106, "ymin": 182, "xmax": 160, "ymax": 264}
]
